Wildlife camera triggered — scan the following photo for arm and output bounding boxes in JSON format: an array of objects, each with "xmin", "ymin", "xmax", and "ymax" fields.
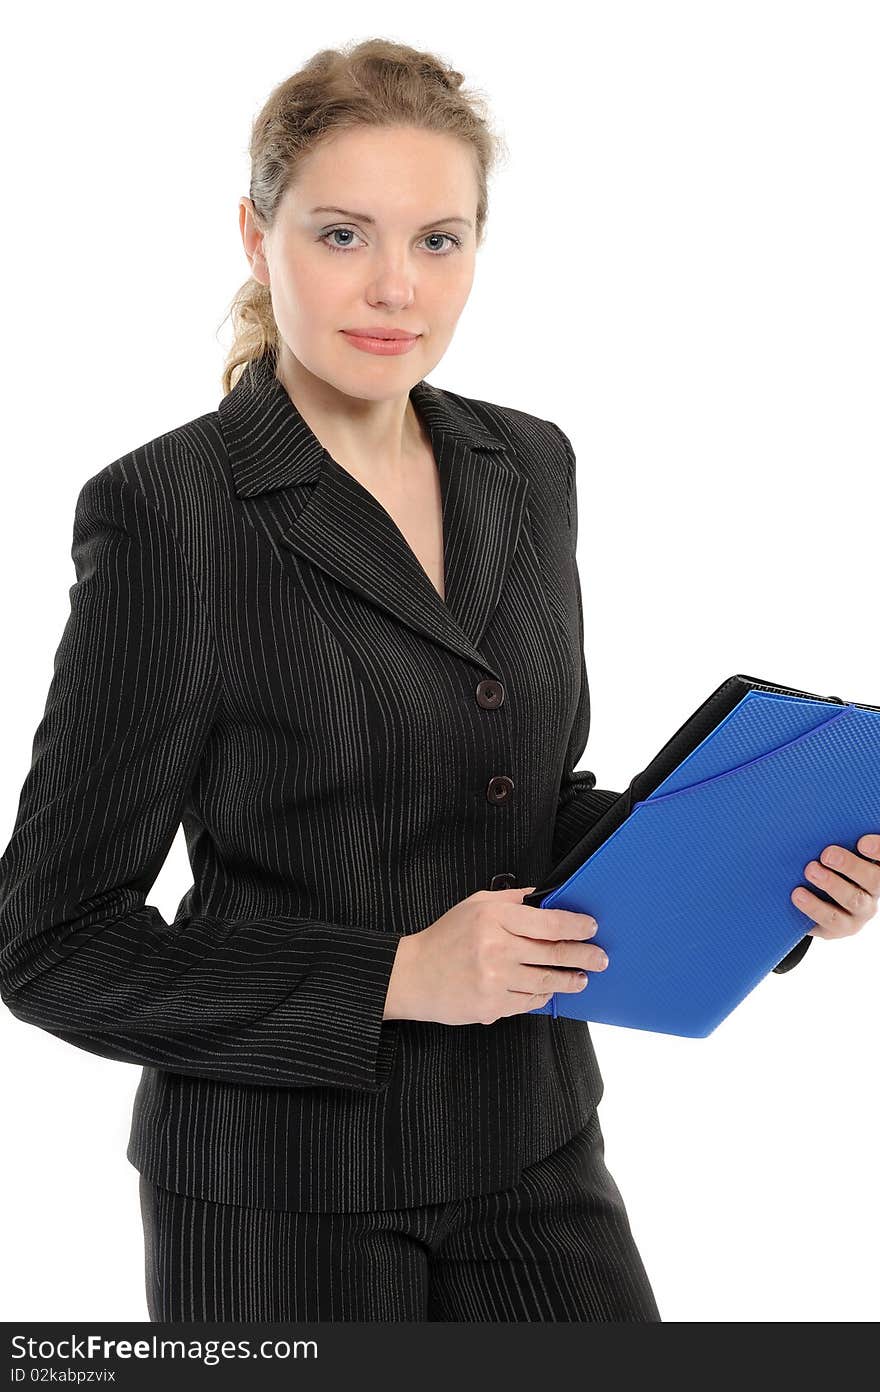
[
  {"xmin": 549, "ymin": 424, "xmax": 811, "ymax": 975},
  {"xmin": 549, "ymin": 422, "xmax": 624, "ymax": 866},
  {"xmin": 0, "ymin": 470, "xmax": 403, "ymax": 1091}
]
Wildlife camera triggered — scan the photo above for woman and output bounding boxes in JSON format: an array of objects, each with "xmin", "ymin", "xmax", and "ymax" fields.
[{"xmin": 0, "ymin": 37, "xmax": 876, "ymax": 1324}]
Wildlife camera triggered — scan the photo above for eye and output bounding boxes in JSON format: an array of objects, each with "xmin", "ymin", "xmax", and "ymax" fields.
[
  {"xmin": 320, "ymin": 227, "xmax": 365, "ymax": 253},
  {"xmin": 318, "ymin": 227, "xmax": 462, "ymax": 255},
  {"xmin": 422, "ymin": 232, "xmax": 461, "ymax": 254}
]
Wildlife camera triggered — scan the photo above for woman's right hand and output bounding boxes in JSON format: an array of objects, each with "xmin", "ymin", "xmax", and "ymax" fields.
[{"xmin": 383, "ymin": 886, "xmax": 609, "ymax": 1025}]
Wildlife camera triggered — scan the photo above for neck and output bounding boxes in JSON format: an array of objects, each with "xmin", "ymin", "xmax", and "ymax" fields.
[{"xmin": 274, "ymin": 341, "xmax": 425, "ymax": 482}]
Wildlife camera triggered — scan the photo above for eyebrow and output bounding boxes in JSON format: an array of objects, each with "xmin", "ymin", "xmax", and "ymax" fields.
[{"xmin": 309, "ymin": 205, "xmax": 473, "ymax": 231}]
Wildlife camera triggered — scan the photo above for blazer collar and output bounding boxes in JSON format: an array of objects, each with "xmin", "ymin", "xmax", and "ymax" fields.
[
  {"xmin": 218, "ymin": 348, "xmax": 509, "ymax": 496},
  {"xmin": 216, "ymin": 350, "xmax": 531, "ymax": 670}
]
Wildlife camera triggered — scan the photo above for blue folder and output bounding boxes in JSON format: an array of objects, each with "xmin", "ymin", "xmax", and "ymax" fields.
[{"xmin": 525, "ymin": 674, "xmax": 880, "ymax": 1037}]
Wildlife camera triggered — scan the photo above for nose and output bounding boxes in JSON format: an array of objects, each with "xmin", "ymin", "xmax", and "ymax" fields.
[{"xmin": 365, "ymin": 275, "xmax": 416, "ymax": 312}]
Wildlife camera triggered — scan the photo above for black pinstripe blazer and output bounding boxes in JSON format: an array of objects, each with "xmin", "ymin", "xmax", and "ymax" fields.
[{"xmin": 0, "ymin": 349, "xmax": 808, "ymax": 1213}]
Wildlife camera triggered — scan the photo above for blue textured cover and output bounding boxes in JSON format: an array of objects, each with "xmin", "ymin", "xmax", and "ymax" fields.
[{"xmin": 529, "ymin": 687, "xmax": 880, "ymax": 1036}]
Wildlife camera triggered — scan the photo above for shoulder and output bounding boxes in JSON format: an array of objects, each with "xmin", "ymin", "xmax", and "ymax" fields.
[
  {"xmin": 72, "ymin": 408, "xmax": 229, "ymax": 543},
  {"xmin": 436, "ymin": 382, "xmax": 568, "ymax": 453},
  {"xmin": 434, "ymin": 382, "xmax": 576, "ymax": 507}
]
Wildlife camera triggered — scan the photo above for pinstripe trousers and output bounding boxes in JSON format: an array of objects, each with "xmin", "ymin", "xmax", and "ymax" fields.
[{"xmin": 137, "ymin": 1107, "xmax": 661, "ymax": 1322}]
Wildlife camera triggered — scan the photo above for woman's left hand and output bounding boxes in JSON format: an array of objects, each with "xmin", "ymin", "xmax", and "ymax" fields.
[{"xmin": 790, "ymin": 834, "xmax": 880, "ymax": 939}]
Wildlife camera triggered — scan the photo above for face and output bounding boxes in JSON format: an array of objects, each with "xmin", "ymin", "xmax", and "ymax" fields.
[{"xmin": 239, "ymin": 125, "xmax": 480, "ymax": 400}]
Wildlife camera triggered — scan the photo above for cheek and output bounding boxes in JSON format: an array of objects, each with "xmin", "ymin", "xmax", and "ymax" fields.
[
  {"xmin": 444, "ymin": 259, "xmax": 476, "ymax": 316},
  {"xmin": 424, "ymin": 263, "xmax": 474, "ymax": 328},
  {"xmin": 271, "ymin": 254, "xmax": 343, "ymax": 344}
]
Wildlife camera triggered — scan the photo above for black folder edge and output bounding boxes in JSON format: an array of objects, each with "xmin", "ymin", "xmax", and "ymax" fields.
[{"xmin": 526, "ymin": 673, "xmax": 880, "ymax": 980}]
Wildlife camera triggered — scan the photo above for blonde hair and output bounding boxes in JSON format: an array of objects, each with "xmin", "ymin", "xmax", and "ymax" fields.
[{"xmin": 217, "ymin": 37, "xmax": 508, "ymax": 395}]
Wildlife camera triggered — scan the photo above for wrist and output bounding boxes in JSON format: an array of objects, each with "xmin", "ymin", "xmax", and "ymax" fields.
[{"xmin": 383, "ymin": 932, "xmax": 422, "ymax": 1021}]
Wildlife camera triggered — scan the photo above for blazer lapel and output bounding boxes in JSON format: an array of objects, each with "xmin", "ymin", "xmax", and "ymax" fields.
[{"xmin": 218, "ymin": 352, "xmax": 531, "ymax": 670}]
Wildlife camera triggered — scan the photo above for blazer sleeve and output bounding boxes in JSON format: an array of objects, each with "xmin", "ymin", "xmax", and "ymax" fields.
[
  {"xmin": 549, "ymin": 423, "xmax": 623, "ymax": 866},
  {"xmin": 0, "ymin": 470, "xmax": 404, "ymax": 1091},
  {"xmin": 549, "ymin": 425, "xmax": 811, "ymax": 976}
]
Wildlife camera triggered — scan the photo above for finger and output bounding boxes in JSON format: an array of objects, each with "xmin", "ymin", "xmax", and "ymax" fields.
[
  {"xmin": 509, "ymin": 963, "xmax": 594, "ymax": 995},
  {"xmin": 497, "ymin": 990, "xmax": 555, "ymax": 1019},
  {"xmin": 857, "ymin": 832, "xmax": 880, "ymax": 862},
  {"xmin": 515, "ymin": 936, "xmax": 608, "ymax": 975},
  {"xmin": 816, "ymin": 843, "xmax": 880, "ymax": 896},
  {"xmin": 507, "ymin": 906, "xmax": 599, "ymax": 940},
  {"xmin": 802, "ymin": 857, "xmax": 877, "ymax": 919},
  {"xmin": 790, "ymin": 884, "xmax": 858, "ymax": 940}
]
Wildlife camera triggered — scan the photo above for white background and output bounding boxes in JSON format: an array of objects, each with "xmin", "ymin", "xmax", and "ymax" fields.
[{"xmin": 1, "ymin": 0, "xmax": 877, "ymax": 1323}]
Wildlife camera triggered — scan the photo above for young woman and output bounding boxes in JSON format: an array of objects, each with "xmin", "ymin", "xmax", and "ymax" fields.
[{"xmin": 1, "ymin": 37, "xmax": 876, "ymax": 1324}]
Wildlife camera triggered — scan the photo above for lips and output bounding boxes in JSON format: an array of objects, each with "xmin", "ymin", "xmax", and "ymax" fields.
[
  {"xmin": 340, "ymin": 329, "xmax": 422, "ymax": 357},
  {"xmin": 342, "ymin": 329, "xmax": 420, "ymax": 340}
]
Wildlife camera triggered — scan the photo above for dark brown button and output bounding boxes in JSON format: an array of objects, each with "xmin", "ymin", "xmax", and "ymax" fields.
[
  {"xmin": 476, "ymin": 678, "xmax": 504, "ymax": 709},
  {"xmin": 486, "ymin": 775, "xmax": 514, "ymax": 804},
  {"xmin": 489, "ymin": 872, "xmax": 517, "ymax": 890}
]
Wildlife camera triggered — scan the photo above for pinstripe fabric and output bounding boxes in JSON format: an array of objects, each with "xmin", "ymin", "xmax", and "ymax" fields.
[
  {"xmin": 0, "ymin": 348, "xmax": 801, "ymax": 1218},
  {"xmin": 138, "ymin": 1105, "xmax": 660, "ymax": 1321}
]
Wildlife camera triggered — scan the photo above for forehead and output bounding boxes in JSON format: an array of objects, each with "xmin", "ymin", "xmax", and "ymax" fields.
[{"xmin": 288, "ymin": 126, "xmax": 478, "ymax": 209}]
